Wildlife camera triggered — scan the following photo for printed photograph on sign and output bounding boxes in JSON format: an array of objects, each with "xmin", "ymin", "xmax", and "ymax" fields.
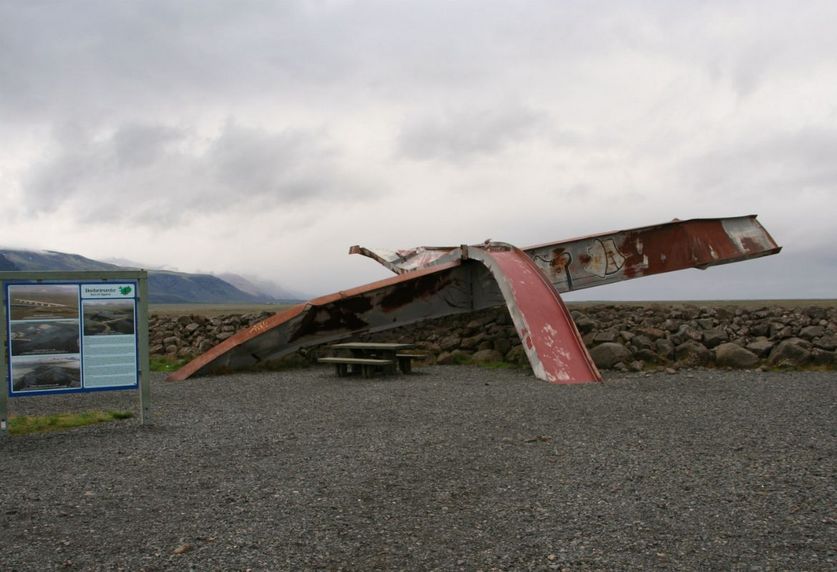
[
  {"xmin": 83, "ymin": 300, "xmax": 135, "ymax": 336},
  {"xmin": 11, "ymin": 354, "xmax": 81, "ymax": 393},
  {"xmin": 8, "ymin": 284, "xmax": 79, "ymax": 321},
  {"xmin": 10, "ymin": 320, "xmax": 81, "ymax": 356}
]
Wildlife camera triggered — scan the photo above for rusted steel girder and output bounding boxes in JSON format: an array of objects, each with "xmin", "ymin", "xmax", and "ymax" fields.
[
  {"xmin": 168, "ymin": 215, "xmax": 780, "ymax": 383},
  {"xmin": 463, "ymin": 244, "xmax": 600, "ymax": 383},
  {"xmin": 168, "ymin": 245, "xmax": 601, "ymax": 383},
  {"xmin": 350, "ymin": 215, "xmax": 781, "ymax": 292},
  {"xmin": 167, "ymin": 261, "xmax": 483, "ymax": 381}
]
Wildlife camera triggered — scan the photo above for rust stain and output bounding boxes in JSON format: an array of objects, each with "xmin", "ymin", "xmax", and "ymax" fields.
[
  {"xmin": 740, "ymin": 236, "xmax": 761, "ymax": 253},
  {"xmin": 550, "ymin": 248, "xmax": 568, "ymax": 271},
  {"xmin": 380, "ymin": 273, "xmax": 452, "ymax": 312},
  {"xmin": 171, "ymin": 215, "xmax": 780, "ymax": 382},
  {"xmin": 288, "ymin": 298, "xmax": 371, "ymax": 343}
]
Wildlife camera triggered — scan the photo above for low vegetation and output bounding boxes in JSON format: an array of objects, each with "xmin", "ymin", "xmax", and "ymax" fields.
[
  {"xmin": 149, "ymin": 356, "xmax": 189, "ymax": 372},
  {"xmin": 9, "ymin": 410, "xmax": 133, "ymax": 435}
]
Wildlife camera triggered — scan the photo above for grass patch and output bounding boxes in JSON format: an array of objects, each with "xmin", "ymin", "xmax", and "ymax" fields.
[
  {"xmin": 150, "ymin": 355, "xmax": 189, "ymax": 372},
  {"xmin": 447, "ymin": 353, "xmax": 473, "ymax": 365},
  {"xmin": 9, "ymin": 410, "xmax": 134, "ymax": 435}
]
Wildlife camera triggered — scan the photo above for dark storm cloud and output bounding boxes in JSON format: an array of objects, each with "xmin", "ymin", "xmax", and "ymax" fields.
[{"xmin": 22, "ymin": 121, "xmax": 364, "ymax": 224}]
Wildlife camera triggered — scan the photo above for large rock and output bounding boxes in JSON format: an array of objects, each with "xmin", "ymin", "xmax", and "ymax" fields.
[
  {"xmin": 573, "ymin": 314, "xmax": 597, "ymax": 334},
  {"xmin": 814, "ymin": 334, "xmax": 837, "ymax": 351},
  {"xmin": 471, "ymin": 349, "xmax": 504, "ymax": 364},
  {"xmin": 636, "ymin": 327, "xmax": 666, "ymax": 340},
  {"xmin": 714, "ymin": 343, "xmax": 759, "ymax": 369},
  {"xmin": 593, "ymin": 329, "xmax": 619, "ymax": 344},
  {"xmin": 436, "ymin": 349, "xmax": 472, "ymax": 365},
  {"xmin": 589, "ymin": 343, "xmax": 631, "ymax": 369},
  {"xmin": 702, "ymin": 326, "xmax": 728, "ymax": 348},
  {"xmin": 798, "ymin": 325, "xmax": 824, "ymax": 340},
  {"xmin": 493, "ymin": 337, "xmax": 512, "ymax": 354},
  {"xmin": 746, "ymin": 339, "xmax": 775, "ymax": 357},
  {"xmin": 505, "ymin": 345, "xmax": 528, "ymax": 366},
  {"xmin": 697, "ymin": 318, "xmax": 716, "ymax": 330},
  {"xmin": 768, "ymin": 338, "xmax": 811, "ymax": 367},
  {"xmin": 749, "ymin": 321, "xmax": 770, "ymax": 337},
  {"xmin": 439, "ymin": 335, "xmax": 461, "ymax": 351},
  {"xmin": 675, "ymin": 340, "xmax": 710, "ymax": 367},
  {"xmin": 460, "ymin": 333, "xmax": 485, "ymax": 350},
  {"xmin": 670, "ymin": 325, "xmax": 703, "ymax": 346},
  {"xmin": 655, "ymin": 338, "xmax": 675, "ymax": 360},
  {"xmin": 811, "ymin": 348, "xmax": 836, "ymax": 366},
  {"xmin": 631, "ymin": 334, "xmax": 654, "ymax": 351},
  {"xmin": 635, "ymin": 348, "xmax": 666, "ymax": 364}
]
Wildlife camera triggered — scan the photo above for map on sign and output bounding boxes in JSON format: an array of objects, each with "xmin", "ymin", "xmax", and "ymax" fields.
[{"xmin": 6, "ymin": 282, "xmax": 139, "ymax": 395}]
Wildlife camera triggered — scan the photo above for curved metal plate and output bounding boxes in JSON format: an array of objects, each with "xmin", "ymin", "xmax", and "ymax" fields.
[{"xmin": 465, "ymin": 245, "xmax": 601, "ymax": 384}]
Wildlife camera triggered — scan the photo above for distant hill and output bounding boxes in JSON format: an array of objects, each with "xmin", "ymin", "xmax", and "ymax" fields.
[
  {"xmin": 0, "ymin": 249, "xmax": 121, "ymax": 272},
  {"xmin": 216, "ymin": 272, "xmax": 306, "ymax": 304},
  {"xmin": 0, "ymin": 248, "xmax": 302, "ymax": 304}
]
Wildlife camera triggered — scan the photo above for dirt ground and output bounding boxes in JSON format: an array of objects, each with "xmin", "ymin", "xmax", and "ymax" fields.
[{"xmin": 1, "ymin": 366, "xmax": 834, "ymax": 570}]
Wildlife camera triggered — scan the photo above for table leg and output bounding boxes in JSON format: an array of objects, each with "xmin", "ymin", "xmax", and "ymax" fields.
[{"xmin": 398, "ymin": 356, "xmax": 412, "ymax": 374}]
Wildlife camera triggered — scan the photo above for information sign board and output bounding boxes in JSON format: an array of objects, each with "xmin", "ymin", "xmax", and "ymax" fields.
[{"xmin": 6, "ymin": 281, "xmax": 139, "ymax": 395}]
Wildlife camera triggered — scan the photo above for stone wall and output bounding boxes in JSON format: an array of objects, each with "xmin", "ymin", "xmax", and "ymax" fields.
[
  {"xmin": 149, "ymin": 311, "xmax": 274, "ymax": 358},
  {"xmin": 150, "ymin": 303, "xmax": 837, "ymax": 371}
]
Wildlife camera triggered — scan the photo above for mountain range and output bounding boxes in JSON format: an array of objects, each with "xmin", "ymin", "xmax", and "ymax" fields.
[{"xmin": 0, "ymin": 248, "xmax": 305, "ymax": 304}]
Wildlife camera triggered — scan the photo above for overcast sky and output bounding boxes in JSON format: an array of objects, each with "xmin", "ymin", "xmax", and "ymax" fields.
[{"xmin": 1, "ymin": 0, "xmax": 835, "ymax": 300}]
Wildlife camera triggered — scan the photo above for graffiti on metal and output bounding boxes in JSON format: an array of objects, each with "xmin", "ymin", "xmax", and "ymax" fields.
[{"xmin": 352, "ymin": 215, "xmax": 780, "ymax": 292}]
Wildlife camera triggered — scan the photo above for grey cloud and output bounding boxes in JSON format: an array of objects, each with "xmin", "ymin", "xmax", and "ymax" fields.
[
  {"xmin": 22, "ymin": 121, "xmax": 368, "ymax": 225},
  {"xmin": 0, "ymin": 1, "xmax": 669, "ymax": 125},
  {"xmin": 685, "ymin": 127, "xmax": 837, "ymax": 196},
  {"xmin": 0, "ymin": 1, "xmax": 342, "ymax": 123},
  {"xmin": 112, "ymin": 124, "xmax": 182, "ymax": 169},
  {"xmin": 4, "ymin": 0, "xmax": 832, "ymax": 130},
  {"xmin": 397, "ymin": 105, "xmax": 547, "ymax": 162},
  {"xmin": 207, "ymin": 124, "xmax": 337, "ymax": 203}
]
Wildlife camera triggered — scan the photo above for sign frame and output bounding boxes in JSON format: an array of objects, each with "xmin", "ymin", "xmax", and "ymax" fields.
[{"xmin": 0, "ymin": 271, "xmax": 150, "ymax": 433}]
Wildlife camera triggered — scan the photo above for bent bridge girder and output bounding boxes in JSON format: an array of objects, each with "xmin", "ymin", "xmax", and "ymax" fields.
[
  {"xmin": 168, "ymin": 246, "xmax": 601, "ymax": 383},
  {"xmin": 168, "ymin": 215, "xmax": 780, "ymax": 384}
]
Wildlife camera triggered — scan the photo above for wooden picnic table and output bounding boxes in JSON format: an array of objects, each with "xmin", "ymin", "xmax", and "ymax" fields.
[{"xmin": 320, "ymin": 342, "xmax": 422, "ymax": 377}]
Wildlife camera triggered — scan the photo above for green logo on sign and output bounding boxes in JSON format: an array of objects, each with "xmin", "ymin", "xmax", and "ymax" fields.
[{"xmin": 120, "ymin": 286, "xmax": 133, "ymax": 295}]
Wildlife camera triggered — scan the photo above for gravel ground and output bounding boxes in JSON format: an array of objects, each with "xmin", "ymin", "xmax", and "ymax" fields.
[{"xmin": 1, "ymin": 366, "xmax": 834, "ymax": 571}]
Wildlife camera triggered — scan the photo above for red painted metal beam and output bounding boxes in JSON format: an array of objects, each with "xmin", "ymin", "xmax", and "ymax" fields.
[
  {"xmin": 167, "ymin": 261, "xmax": 478, "ymax": 381},
  {"xmin": 464, "ymin": 244, "xmax": 600, "ymax": 383},
  {"xmin": 350, "ymin": 215, "xmax": 781, "ymax": 293},
  {"xmin": 167, "ymin": 246, "xmax": 601, "ymax": 384},
  {"xmin": 169, "ymin": 215, "xmax": 780, "ymax": 383}
]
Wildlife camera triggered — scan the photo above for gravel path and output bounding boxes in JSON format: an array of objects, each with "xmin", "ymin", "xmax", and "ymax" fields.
[{"xmin": 1, "ymin": 366, "xmax": 834, "ymax": 571}]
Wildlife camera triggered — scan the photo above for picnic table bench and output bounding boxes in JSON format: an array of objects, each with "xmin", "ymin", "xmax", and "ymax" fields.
[
  {"xmin": 318, "ymin": 342, "xmax": 424, "ymax": 377},
  {"xmin": 317, "ymin": 356, "xmax": 395, "ymax": 378}
]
